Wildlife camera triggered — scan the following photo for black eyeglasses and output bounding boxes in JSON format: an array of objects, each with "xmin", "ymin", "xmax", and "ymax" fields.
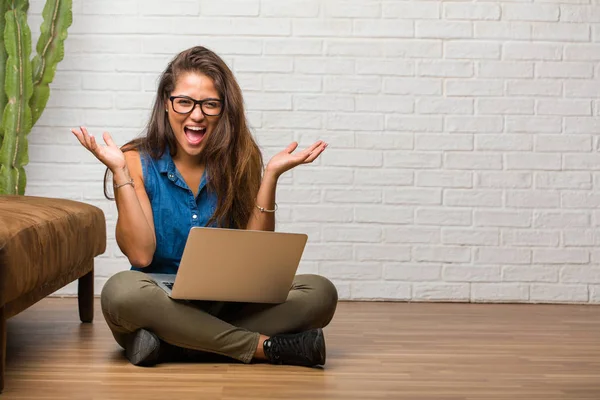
[{"xmin": 169, "ymin": 96, "xmax": 224, "ymax": 116}]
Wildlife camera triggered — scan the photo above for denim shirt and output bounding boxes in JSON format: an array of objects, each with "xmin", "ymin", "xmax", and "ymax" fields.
[{"xmin": 131, "ymin": 149, "xmax": 219, "ymax": 275}]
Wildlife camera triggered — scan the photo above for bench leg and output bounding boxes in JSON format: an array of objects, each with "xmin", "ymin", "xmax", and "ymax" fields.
[
  {"xmin": 78, "ymin": 266, "xmax": 94, "ymax": 323},
  {"xmin": 1, "ymin": 306, "xmax": 6, "ymax": 393}
]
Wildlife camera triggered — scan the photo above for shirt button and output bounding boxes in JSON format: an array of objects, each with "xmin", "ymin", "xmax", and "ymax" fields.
[
  {"xmin": 168, "ymin": 173, "xmax": 175, "ymax": 180},
  {"xmin": 192, "ymin": 214, "xmax": 198, "ymax": 219}
]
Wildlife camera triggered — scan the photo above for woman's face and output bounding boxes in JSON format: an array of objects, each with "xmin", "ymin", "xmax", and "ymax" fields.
[{"xmin": 166, "ymin": 72, "xmax": 222, "ymax": 160}]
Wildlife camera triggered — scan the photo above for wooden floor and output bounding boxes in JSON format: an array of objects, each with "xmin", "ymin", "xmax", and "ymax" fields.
[{"xmin": 2, "ymin": 299, "xmax": 600, "ymax": 400}]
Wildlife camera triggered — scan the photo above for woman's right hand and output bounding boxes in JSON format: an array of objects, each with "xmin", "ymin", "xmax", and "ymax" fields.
[{"xmin": 71, "ymin": 126, "xmax": 127, "ymax": 173}]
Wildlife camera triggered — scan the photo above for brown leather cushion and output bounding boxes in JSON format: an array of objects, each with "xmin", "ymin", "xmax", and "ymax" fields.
[{"xmin": 0, "ymin": 195, "xmax": 106, "ymax": 306}]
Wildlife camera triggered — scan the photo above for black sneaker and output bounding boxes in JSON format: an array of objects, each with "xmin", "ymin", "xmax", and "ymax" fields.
[
  {"xmin": 125, "ymin": 329, "xmax": 161, "ymax": 366},
  {"xmin": 263, "ymin": 328, "xmax": 326, "ymax": 367}
]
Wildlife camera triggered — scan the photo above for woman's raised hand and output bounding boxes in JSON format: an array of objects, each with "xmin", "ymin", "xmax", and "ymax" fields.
[
  {"xmin": 265, "ymin": 140, "xmax": 328, "ymax": 179},
  {"xmin": 71, "ymin": 126, "xmax": 126, "ymax": 172}
]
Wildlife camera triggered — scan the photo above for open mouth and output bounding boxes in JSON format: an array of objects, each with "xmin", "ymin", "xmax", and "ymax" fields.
[{"xmin": 184, "ymin": 125, "xmax": 206, "ymax": 146}]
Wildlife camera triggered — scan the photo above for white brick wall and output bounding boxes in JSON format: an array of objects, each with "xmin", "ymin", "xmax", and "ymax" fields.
[{"xmin": 26, "ymin": 0, "xmax": 600, "ymax": 304}]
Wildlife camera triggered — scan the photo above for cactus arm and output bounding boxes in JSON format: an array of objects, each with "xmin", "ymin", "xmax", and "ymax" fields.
[
  {"xmin": 0, "ymin": 8, "xmax": 33, "ymax": 194},
  {"xmin": 30, "ymin": 0, "xmax": 72, "ymax": 125},
  {"xmin": 11, "ymin": 0, "xmax": 29, "ymax": 13},
  {"xmin": 0, "ymin": 2, "xmax": 8, "ymax": 152}
]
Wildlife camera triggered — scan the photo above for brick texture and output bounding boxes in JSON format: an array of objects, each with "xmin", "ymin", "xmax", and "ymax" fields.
[{"xmin": 27, "ymin": 0, "xmax": 600, "ymax": 303}]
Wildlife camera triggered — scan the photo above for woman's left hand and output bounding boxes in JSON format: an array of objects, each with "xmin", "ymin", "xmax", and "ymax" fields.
[{"xmin": 265, "ymin": 140, "xmax": 328, "ymax": 179}]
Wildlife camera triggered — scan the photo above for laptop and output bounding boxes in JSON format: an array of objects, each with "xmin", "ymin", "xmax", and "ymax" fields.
[{"xmin": 147, "ymin": 227, "xmax": 308, "ymax": 304}]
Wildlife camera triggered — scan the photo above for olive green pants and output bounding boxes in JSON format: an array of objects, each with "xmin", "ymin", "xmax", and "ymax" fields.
[{"xmin": 100, "ymin": 270, "xmax": 338, "ymax": 363}]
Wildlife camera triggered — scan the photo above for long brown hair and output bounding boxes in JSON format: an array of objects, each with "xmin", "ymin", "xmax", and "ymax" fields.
[{"xmin": 104, "ymin": 46, "xmax": 264, "ymax": 229}]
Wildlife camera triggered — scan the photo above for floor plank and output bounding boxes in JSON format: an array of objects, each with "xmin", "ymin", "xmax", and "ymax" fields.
[{"xmin": 2, "ymin": 299, "xmax": 600, "ymax": 399}]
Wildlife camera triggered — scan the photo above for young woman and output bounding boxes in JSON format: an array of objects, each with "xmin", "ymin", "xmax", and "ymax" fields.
[{"xmin": 72, "ymin": 46, "xmax": 338, "ymax": 368}]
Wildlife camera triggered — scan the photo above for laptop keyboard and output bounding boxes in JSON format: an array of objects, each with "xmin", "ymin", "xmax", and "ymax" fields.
[{"xmin": 162, "ymin": 281, "xmax": 174, "ymax": 290}]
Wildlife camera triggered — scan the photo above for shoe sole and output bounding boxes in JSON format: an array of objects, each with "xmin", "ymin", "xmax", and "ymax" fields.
[
  {"xmin": 315, "ymin": 328, "xmax": 326, "ymax": 366},
  {"xmin": 125, "ymin": 329, "xmax": 160, "ymax": 366}
]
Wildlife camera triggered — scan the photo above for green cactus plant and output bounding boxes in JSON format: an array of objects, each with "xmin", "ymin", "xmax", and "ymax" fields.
[{"xmin": 0, "ymin": 0, "xmax": 72, "ymax": 195}]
